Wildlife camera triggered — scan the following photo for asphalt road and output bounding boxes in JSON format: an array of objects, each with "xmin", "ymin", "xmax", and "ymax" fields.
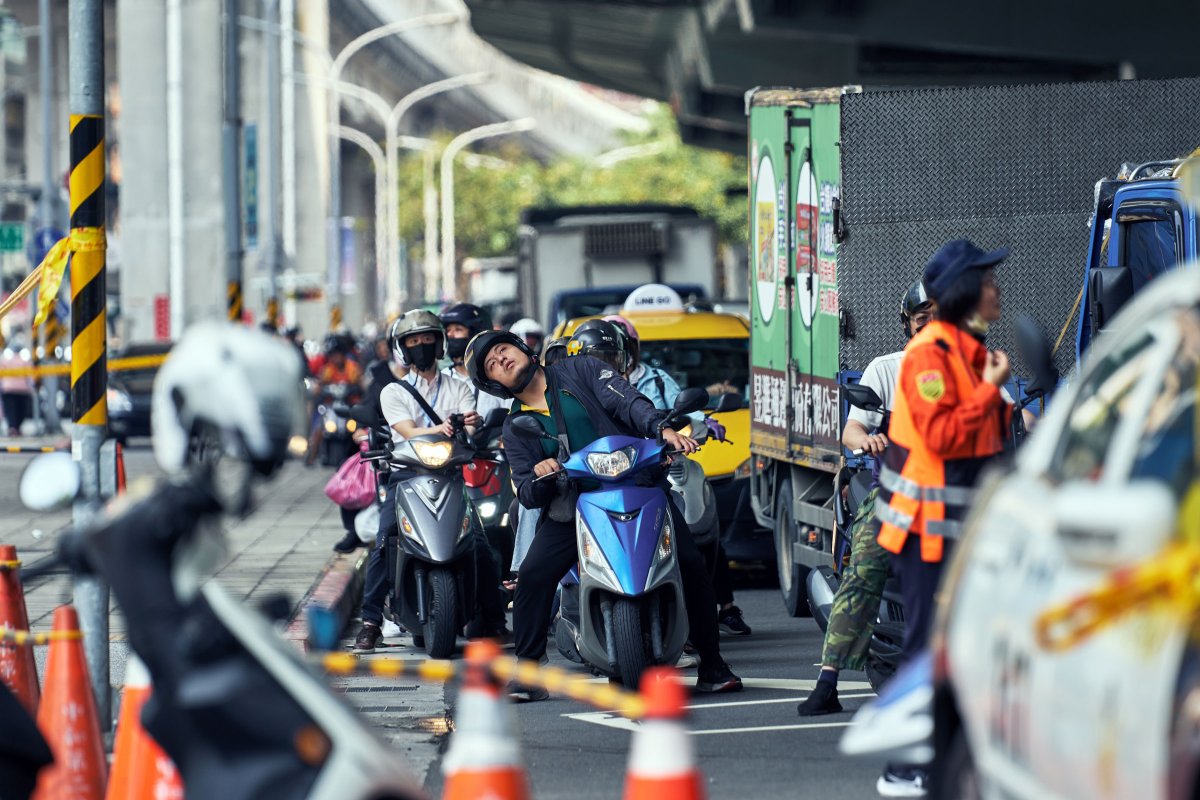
[{"xmin": 428, "ymin": 567, "xmax": 884, "ymax": 800}]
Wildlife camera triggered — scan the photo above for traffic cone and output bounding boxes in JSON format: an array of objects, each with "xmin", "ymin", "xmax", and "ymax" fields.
[
  {"xmin": 624, "ymin": 668, "xmax": 705, "ymax": 800},
  {"xmin": 0, "ymin": 544, "xmax": 40, "ymax": 714},
  {"xmin": 115, "ymin": 442, "xmax": 127, "ymax": 495},
  {"xmin": 33, "ymin": 605, "xmax": 107, "ymax": 800},
  {"xmin": 106, "ymin": 655, "xmax": 183, "ymax": 800},
  {"xmin": 441, "ymin": 639, "xmax": 530, "ymax": 800}
]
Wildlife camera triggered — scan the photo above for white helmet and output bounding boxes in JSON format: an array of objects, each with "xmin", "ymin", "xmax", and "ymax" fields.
[
  {"xmin": 509, "ymin": 318, "xmax": 544, "ymax": 339},
  {"xmin": 152, "ymin": 322, "xmax": 306, "ymax": 475}
]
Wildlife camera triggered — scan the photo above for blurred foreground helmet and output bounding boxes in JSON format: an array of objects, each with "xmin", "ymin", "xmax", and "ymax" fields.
[{"xmin": 152, "ymin": 322, "xmax": 306, "ymax": 476}]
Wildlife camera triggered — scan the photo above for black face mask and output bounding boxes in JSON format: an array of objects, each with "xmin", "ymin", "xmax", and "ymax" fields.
[
  {"xmin": 407, "ymin": 342, "xmax": 438, "ymax": 371},
  {"xmin": 445, "ymin": 336, "xmax": 469, "ymax": 362}
]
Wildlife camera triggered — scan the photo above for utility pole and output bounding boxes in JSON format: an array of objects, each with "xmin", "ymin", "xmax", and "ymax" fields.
[
  {"xmin": 262, "ymin": 0, "xmax": 283, "ymax": 317},
  {"xmin": 223, "ymin": 0, "xmax": 243, "ymax": 322},
  {"xmin": 68, "ymin": 0, "xmax": 110, "ymax": 730}
]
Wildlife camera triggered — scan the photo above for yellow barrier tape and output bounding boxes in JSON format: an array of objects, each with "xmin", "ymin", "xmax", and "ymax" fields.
[
  {"xmin": 315, "ymin": 652, "xmax": 646, "ymax": 719},
  {"xmin": 1035, "ymin": 541, "xmax": 1200, "ymax": 651},
  {"xmin": 0, "ymin": 228, "xmax": 106, "ymax": 328},
  {"xmin": 0, "ymin": 352, "xmax": 168, "ymax": 379},
  {"xmin": 0, "ymin": 559, "xmax": 20, "ymax": 571},
  {"xmin": 0, "ymin": 626, "xmax": 83, "ymax": 646}
]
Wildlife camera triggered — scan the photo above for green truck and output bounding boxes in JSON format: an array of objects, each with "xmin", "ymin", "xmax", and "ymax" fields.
[{"xmin": 746, "ymin": 79, "xmax": 1200, "ymax": 616}]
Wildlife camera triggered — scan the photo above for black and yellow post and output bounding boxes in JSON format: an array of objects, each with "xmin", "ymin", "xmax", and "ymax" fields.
[
  {"xmin": 266, "ymin": 295, "xmax": 279, "ymax": 328},
  {"xmin": 330, "ymin": 303, "xmax": 343, "ymax": 332},
  {"xmin": 227, "ymin": 279, "xmax": 243, "ymax": 322},
  {"xmin": 69, "ymin": 112, "xmax": 106, "ymax": 426}
]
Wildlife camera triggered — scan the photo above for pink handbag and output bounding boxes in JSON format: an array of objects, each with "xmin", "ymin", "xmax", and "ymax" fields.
[{"xmin": 324, "ymin": 444, "xmax": 377, "ymax": 510}]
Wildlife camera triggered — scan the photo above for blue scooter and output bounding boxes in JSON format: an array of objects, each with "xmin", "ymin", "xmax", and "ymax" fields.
[{"xmin": 509, "ymin": 388, "xmax": 708, "ymax": 688}]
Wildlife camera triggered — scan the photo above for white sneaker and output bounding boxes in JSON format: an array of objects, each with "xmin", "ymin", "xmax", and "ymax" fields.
[
  {"xmin": 676, "ymin": 653, "xmax": 700, "ymax": 669},
  {"xmin": 381, "ymin": 619, "xmax": 404, "ymax": 638},
  {"xmin": 876, "ymin": 765, "xmax": 928, "ymax": 798}
]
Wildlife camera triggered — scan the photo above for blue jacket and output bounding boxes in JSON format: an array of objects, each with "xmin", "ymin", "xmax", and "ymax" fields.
[{"xmin": 503, "ymin": 355, "xmax": 669, "ymax": 510}]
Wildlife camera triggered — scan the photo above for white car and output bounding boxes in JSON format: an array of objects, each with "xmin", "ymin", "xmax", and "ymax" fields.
[{"xmin": 932, "ymin": 266, "xmax": 1200, "ymax": 800}]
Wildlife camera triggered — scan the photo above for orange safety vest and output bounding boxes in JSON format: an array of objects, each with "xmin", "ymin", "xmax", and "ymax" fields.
[{"xmin": 875, "ymin": 320, "xmax": 1009, "ymax": 563}]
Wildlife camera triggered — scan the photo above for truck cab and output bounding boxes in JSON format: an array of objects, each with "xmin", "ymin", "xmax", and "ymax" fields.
[{"xmin": 1077, "ymin": 160, "xmax": 1199, "ymax": 359}]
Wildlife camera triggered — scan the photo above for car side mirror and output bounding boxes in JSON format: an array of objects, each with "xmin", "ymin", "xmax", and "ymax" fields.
[
  {"xmin": 713, "ymin": 392, "xmax": 742, "ymax": 414},
  {"xmin": 1052, "ymin": 480, "xmax": 1176, "ymax": 567},
  {"xmin": 1089, "ymin": 266, "xmax": 1133, "ymax": 338},
  {"xmin": 672, "ymin": 387, "xmax": 709, "ymax": 416},
  {"xmin": 509, "ymin": 414, "xmax": 552, "ymax": 440},
  {"xmin": 843, "ymin": 383, "xmax": 884, "ymax": 414},
  {"xmin": 19, "ymin": 453, "xmax": 81, "ymax": 512}
]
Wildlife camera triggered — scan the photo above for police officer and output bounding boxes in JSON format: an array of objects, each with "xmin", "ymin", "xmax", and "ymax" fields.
[
  {"xmin": 797, "ymin": 281, "xmax": 935, "ymax": 717},
  {"xmin": 463, "ymin": 328, "xmax": 743, "ymax": 701},
  {"xmin": 874, "ymin": 240, "xmax": 1012, "ymax": 798}
]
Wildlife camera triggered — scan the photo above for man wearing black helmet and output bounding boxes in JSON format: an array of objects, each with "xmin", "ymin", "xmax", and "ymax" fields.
[
  {"xmin": 440, "ymin": 303, "xmax": 510, "ymax": 419},
  {"xmin": 463, "ymin": 326, "xmax": 743, "ymax": 700}
]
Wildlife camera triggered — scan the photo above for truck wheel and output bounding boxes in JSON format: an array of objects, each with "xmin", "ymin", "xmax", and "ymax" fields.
[
  {"xmin": 612, "ymin": 598, "xmax": 650, "ymax": 690},
  {"xmin": 423, "ymin": 568, "xmax": 459, "ymax": 659},
  {"xmin": 774, "ymin": 481, "xmax": 811, "ymax": 617},
  {"xmin": 936, "ymin": 728, "xmax": 981, "ymax": 800}
]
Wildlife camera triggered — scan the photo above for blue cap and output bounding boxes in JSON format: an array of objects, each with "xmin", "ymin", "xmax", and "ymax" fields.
[{"xmin": 922, "ymin": 239, "xmax": 1009, "ymax": 300}]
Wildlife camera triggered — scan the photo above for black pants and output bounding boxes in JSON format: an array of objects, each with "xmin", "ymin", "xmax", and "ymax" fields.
[
  {"xmin": 339, "ymin": 505, "xmax": 357, "ymax": 534},
  {"xmin": 513, "ymin": 492, "xmax": 721, "ymax": 667},
  {"xmin": 894, "ymin": 534, "xmax": 953, "ymax": 664},
  {"xmin": 362, "ymin": 475, "xmax": 505, "ymax": 630},
  {"xmin": 707, "ymin": 542, "xmax": 734, "ymax": 607},
  {"xmin": 1, "ymin": 393, "xmax": 30, "ymax": 432}
]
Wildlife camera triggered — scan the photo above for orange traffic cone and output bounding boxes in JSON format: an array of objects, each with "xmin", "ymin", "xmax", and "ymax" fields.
[
  {"xmin": 624, "ymin": 668, "xmax": 705, "ymax": 800},
  {"xmin": 115, "ymin": 442, "xmax": 127, "ymax": 495},
  {"xmin": 0, "ymin": 544, "xmax": 40, "ymax": 714},
  {"xmin": 107, "ymin": 655, "xmax": 183, "ymax": 800},
  {"xmin": 33, "ymin": 605, "xmax": 107, "ymax": 800},
  {"xmin": 441, "ymin": 639, "xmax": 530, "ymax": 800}
]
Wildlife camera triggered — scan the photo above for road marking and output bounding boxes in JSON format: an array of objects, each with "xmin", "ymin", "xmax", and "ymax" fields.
[
  {"xmin": 561, "ymin": 710, "xmax": 856, "ymax": 735},
  {"xmin": 692, "ymin": 721, "xmax": 852, "ymax": 735},
  {"xmin": 689, "ymin": 693, "xmax": 873, "ymax": 710}
]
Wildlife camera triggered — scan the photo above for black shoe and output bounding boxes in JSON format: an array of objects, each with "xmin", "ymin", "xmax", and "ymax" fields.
[
  {"xmin": 351, "ymin": 623, "xmax": 382, "ymax": 654},
  {"xmin": 333, "ymin": 530, "xmax": 361, "ymax": 554},
  {"xmin": 505, "ymin": 680, "xmax": 549, "ymax": 703},
  {"xmin": 718, "ymin": 605, "xmax": 752, "ymax": 636},
  {"xmin": 797, "ymin": 679, "xmax": 843, "ymax": 716},
  {"xmin": 696, "ymin": 661, "xmax": 743, "ymax": 693}
]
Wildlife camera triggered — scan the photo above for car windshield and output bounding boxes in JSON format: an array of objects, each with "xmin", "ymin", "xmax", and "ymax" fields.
[{"xmin": 638, "ymin": 338, "xmax": 749, "ymax": 410}]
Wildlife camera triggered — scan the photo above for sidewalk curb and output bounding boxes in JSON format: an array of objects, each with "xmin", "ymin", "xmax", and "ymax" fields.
[{"xmin": 284, "ymin": 548, "xmax": 369, "ymax": 653}]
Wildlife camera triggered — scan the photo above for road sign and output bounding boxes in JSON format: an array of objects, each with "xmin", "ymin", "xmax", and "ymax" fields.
[
  {"xmin": 244, "ymin": 124, "xmax": 258, "ymax": 250},
  {"xmin": 31, "ymin": 227, "xmax": 64, "ymax": 265},
  {"xmin": 0, "ymin": 222, "xmax": 25, "ymax": 253}
]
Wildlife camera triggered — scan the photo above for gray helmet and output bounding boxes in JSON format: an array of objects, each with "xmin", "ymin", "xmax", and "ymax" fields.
[
  {"xmin": 900, "ymin": 280, "xmax": 933, "ymax": 337},
  {"xmin": 389, "ymin": 309, "xmax": 445, "ymax": 367}
]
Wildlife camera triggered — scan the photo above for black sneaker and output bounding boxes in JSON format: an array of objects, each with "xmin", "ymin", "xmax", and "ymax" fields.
[
  {"xmin": 797, "ymin": 680, "xmax": 843, "ymax": 716},
  {"xmin": 876, "ymin": 764, "xmax": 928, "ymax": 798},
  {"xmin": 505, "ymin": 681, "xmax": 549, "ymax": 703},
  {"xmin": 696, "ymin": 661, "xmax": 743, "ymax": 693},
  {"xmin": 333, "ymin": 530, "xmax": 362, "ymax": 554},
  {"xmin": 718, "ymin": 605, "xmax": 752, "ymax": 636},
  {"xmin": 351, "ymin": 623, "xmax": 382, "ymax": 654}
]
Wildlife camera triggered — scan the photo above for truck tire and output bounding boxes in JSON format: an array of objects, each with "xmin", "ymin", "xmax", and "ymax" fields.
[
  {"xmin": 774, "ymin": 481, "xmax": 811, "ymax": 617},
  {"xmin": 423, "ymin": 568, "xmax": 459, "ymax": 659},
  {"xmin": 936, "ymin": 728, "xmax": 981, "ymax": 800},
  {"xmin": 612, "ymin": 598, "xmax": 650, "ymax": 690}
]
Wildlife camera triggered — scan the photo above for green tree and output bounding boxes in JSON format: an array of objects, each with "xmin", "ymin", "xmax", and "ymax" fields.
[{"xmin": 394, "ymin": 107, "xmax": 746, "ymax": 275}]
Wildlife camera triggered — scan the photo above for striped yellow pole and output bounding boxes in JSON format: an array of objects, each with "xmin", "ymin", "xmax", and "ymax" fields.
[
  {"xmin": 69, "ymin": 112, "xmax": 106, "ymax": 426},
  {"xmin": 44, "ymin": 311, "xmax": 63, "ymax": 359},
  {"xmin": 266, "ymin": 295, "xmax": 279, "ymax": 328},
  {"xmin": 329, "ymin": 303, "xmax": 342, "ymax": 332},
  {"xmin": 227, "ymin": 279, "xmax": 243, "ymax": 322}
]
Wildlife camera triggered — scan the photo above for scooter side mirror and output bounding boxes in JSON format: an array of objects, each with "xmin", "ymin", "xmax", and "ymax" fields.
[
  {"xmin": 509, "ymin": 414, "xmax": 552, "ymax": 440},
  {"xmin": 482, "ymin": 407, "xmax": 508, "ymax": 429},
  {"xmin": 348, "ymin": 403, "xmax": 376, "ymax": 426},
  {"xmin": 843, "ymin": 383, "xmax": 884, "ymax": 414},
  {"xmin": 1014, "ymin": 314, "xmax": 1060, "ymax": 401},
  {"xmin": 673, "ymin": 387, "xmax": 709, "ymax": 416},
  {"xmin": 19, "ymin": 452, "xmax": 81, "ymax": 512},
  {"xmin": 713, "ymin": 392, "xmax": 742, "ymax": 414}
]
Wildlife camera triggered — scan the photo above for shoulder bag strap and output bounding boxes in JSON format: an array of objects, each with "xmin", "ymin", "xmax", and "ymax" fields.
[{"xmin": 396, "ymin": 378, "xmax": 443, "ymax": 427}]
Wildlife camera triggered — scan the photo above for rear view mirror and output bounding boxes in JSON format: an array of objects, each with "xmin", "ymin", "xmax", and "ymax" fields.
[
  {"xmin": 19, "ymin": 453, "xmax": 81, "ymax": 512},
  {"xmin": 1014, "ymin": 315, "xmax": 1059, "ymax": 400},
  {"xmin": 1089, "ymin": 266, "xmax": 1134, "ymax": 338},
  {"xmin": 509, "ymin": 415, "xmax": 552, "ymax": 440},
  {"xmin": 349, "ymin": 403, "xmax": 376, "ymax": 426},
  {"xmin": 1053, "ymin": 480, "xmax": 1176, "ymax": 567},
  {"xmin": 843, "ymin": 383, "xmax": 884, "ymax": 414},
  {"xmin": 713, "ymin": 393, "xmax": 742, "ymax": 414},
  {"xmin": 483, "ymin": 407, "xmax": 508, "ymax": 428},
  {"xmin": 673, "ymin": 387, "xmax": 709, "ymax": 416}
]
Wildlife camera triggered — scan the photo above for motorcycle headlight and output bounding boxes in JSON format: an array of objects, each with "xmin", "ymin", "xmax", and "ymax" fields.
[
  {"xmin": 106, "ymin": 388, "xmax": 132, "ymax": 414},
  {"xmin": 412, "ymin": 440, "xmax": 453, "ymax": 468},
  {"xmin": 477, "ymin": 500, "xmax": 498, "ymax": 520},
  {"xmin": 346, "ymin": 419, "xmax": 357, "ymax": 433},
  {"xmin": 586, "ymin": 446, "xmax": 637, "ymax": 478},
  {"xmin": 324, "ymin": 419, "xmax": 337, "ymax": 434},
  {"xmin": 578, "ymin": 516, "xmax": 621, "ymax": 592}
]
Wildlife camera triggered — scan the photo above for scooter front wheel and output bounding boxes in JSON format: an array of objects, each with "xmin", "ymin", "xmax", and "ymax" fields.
[
  {"xmin": 423, "ymin": 568, "xmax": 459, "ymax": 659},
  {"xmin": 612, "ymin": 598, "xmax": 650, "ymax": 690}
]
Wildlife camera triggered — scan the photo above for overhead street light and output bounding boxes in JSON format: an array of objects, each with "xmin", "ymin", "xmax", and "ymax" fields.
[{"xmin": 440, "ymin": 118, "xmax": 537, "ymax": 301}]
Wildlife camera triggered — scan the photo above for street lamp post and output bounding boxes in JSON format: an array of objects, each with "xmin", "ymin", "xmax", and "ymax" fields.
[
  {"xmin": 326, "ymin": 12, "xmax": 462, "ymax": 319},
  {"xmin": 336, "ymin": 125, "xmax": 386, "ymax": 323},
  {"xmin": 384, "ymin": 72, "xmax": 489, "ymax": 316},
  {"xmin": 440, "ymin": 119, "xmax": 537, "ymax": 301}
]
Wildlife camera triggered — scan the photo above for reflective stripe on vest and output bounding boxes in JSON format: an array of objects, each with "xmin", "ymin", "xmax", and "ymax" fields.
[
  {"xmin": 925, "ymin": 518, "xmax": 963, "ymax": 538},
  {"xmin": 881, "ymin": 465, "xmax": 975, "ymax": 507},
  {"xmin": 874, "ymin": 501, "xmax": 915, "ymax": 531}
]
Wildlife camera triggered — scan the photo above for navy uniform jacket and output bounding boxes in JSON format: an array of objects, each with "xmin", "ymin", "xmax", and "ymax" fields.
[{"xmin": 503, "ymin": 355, "xmax": 670, "ymax": 511}]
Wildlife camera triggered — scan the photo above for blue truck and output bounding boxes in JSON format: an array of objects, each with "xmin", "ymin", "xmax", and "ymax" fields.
[{"xmin": 1078, "ymin": 158, "xmax": 1199, "ymax": 359}]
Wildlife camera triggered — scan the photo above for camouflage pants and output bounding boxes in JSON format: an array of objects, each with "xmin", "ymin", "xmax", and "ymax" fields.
[{"xmin": 820, "ymin": 486, "xmax": 889, "ymax": 672}]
